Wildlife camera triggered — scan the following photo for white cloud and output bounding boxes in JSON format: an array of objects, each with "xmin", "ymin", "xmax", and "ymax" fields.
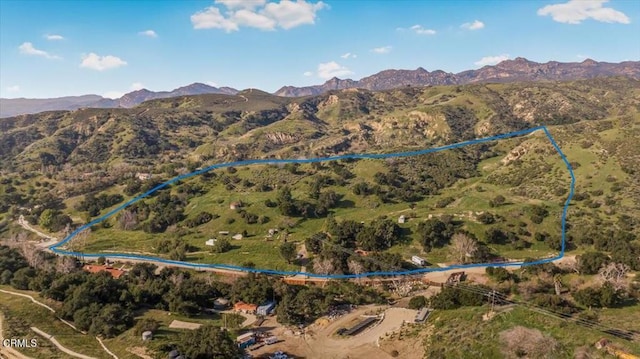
[
  {"xmin": 233, "ymin": 9, "xmax": 277, "ymax": 30},
  {"xmin": 80, "ymin": 53, "xmax": 127, "ymax": 71},
  {"xmin": 474, "ymin": 54, "xmax": 510, "ymax": 66},
  {"xmin": 303, "ymin": 71, "xmax": 313, "ymax": 76},
  {"xmin": 191, "ymin": 0, "xmax": 328, "ymax": 32},
  {"xmin": 410, "ymin": 25, "xmax": 436, "ymax": 35},
  {"xmin": 340, "ymin": 52, "xmax": 357, "ymax": 59},
  {"xmin": 371, "ymin": 46, "xmax": 392, "ymax": 54},
  {"xmin": 18, "ymin": 42, "xmax": 60, "ymax": 59},
  {"xmin": 206, "ymin": 81, "xmax": 219, "ymax": 87},
  {"xmin": 461, "ymin": 20, "xmax": 485, "ymax": 30},
  {"xmin": 130, "ymin": 82, "xmax": 144, "ymax": 91},
  {"xmin": 6, "ymin": 85, "xmax": 20, "ymax": 93},
  {"xmin": 45, "ymin": 34, "xmax": 64, "ymax": 40},
  {"xmin": 538, "ymin": 0, "xmax": 630, "ymax": 24},
  {"xmin": 139, "ymin": 30, "xmax": 158, "ymax": 38},
  {"xmin": 191, "ymin": 7, "xmax": 240, "ymax": 32},
  {"xmin": 261, "ymin": 0, "xmax": 328, "ymax": 29},
  {"xmin": 317, "ymin": 61, "xmax": 353, "ymax": 79}
]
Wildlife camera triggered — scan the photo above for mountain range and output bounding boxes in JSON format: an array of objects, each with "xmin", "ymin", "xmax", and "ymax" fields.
[
  {"xmin": 1, "ymin": 57, "xmax": 638, "ymax": 118},
  {"xmin": 0, "ymin": 83, "xmax": 239, "ymax": 118}
]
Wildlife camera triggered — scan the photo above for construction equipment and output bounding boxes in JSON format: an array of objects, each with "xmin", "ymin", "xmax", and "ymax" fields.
[{"xmin": 595, "ymin": 338, "xmax": 639, "ymax": 359}]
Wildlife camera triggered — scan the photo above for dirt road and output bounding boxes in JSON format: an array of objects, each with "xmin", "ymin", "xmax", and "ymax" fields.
[
  {"xmin": 15, "ymin": 213, "xmax": 578, "ymax": 284},
  {"xmin": 30, "ymin": 327, "xmax": 96, "ymax": 359},
  {"xmin": 0, "ymin": 313, "xmax": 34, "ymax": 359}
]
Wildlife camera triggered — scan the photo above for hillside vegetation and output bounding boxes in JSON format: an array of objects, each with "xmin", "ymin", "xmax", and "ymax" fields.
[{"xmin": 0, "ymin": 77, "xmax": 638, "ymax": 275}]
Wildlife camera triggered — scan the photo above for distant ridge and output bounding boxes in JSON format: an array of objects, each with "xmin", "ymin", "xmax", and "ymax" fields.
[
  {"xmin": 2, "ymin": 57, "xmax": 638, "ymax": 117},
  {"xmin": 274, "ymin": 58, "xmax": 640, "ymax": 97},
  {"xmin": 0, "ymin": 83, "xmax": 239, "ymax": 118}
]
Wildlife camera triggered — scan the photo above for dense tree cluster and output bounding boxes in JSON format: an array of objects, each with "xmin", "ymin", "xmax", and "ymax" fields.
[
  {"xmin": 184, "ymin": 211, "xmax": 218, "ymax": 228},
  {"xmin": 430, "ymin": 285, "xmax": 488, "ymax": 310},
  {"xmin": 176, "ymin": 324, "xmax": 241, "ymax": 359},
  {"xmin": 416, "ymin": 218, "xmax": 455, "ymax": 251},
  {"xmin": 141, "ymin": 191, "xmax": 186, "ymax": 233},
  {"xmin": 38, "ymin": 208, "xmax": 72, "ymax": 232},
  {"xmin": 275, "ymin": 186, "xmax": 342, "ymax": 218},
  {"xmin": 573, "ymin": 283, "xmax": 621, "ymax": 308},
  {"xmin": 307, "ymin": 216, "xmax": 404, "ymax": 275},
  {"xmin": 75, "ymin": 193, "xmax": 124, "ymax": 216}
]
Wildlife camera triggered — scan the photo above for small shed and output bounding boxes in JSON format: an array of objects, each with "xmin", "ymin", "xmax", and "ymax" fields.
[
  {"xmin": 232, "ymin": 234, "xmax": 243, "ymax": 240},
  {"xmin": 168, "ymin": 350, "xmax": 180, "ymax": 359},
  {"xmin": 257, "ymin": 302, "xmax": 276, "ymax": 316},
  {"xmin": 398, "ymin": 215, "xmax": 406, "ymax": 224},
  {"xmin": 230, "ymin": 201, "xmax": 243, "ymax": 210},
  {"xmin": 142, "ymin": 331, "xmax": 153, "ymax": 341},
  {"xmin": 205, "ymin": 238, "xmax": 217, "ymax": 246}
]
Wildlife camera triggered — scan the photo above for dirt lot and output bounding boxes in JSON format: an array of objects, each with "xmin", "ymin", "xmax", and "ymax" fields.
[
  {"xmin": 168, "ymin": 320, "xmax": 201, "ymax": 330},
  {"xmin": 249, "ymin": 305, "xmax": 419, "ymax": 359}
]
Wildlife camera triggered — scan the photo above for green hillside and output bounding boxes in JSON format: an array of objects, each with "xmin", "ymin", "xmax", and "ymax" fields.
[{"xmin": 0, "ymin": 77, "xmax": 638, "ymax": 275}]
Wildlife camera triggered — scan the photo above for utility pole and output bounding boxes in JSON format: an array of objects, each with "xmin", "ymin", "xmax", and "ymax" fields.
[{"xmin": 491, "ymin": 289, "xmax": 496, "ymax": 313}]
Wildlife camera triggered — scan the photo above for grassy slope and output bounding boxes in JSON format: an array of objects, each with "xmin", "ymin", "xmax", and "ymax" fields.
[
  {"xmin": 424, "ymin": 305, "xmax": 640, "ymax": 358},
  {"xmin": 0, "ymin": 287, "xmax": 110, "ymax": 359}
]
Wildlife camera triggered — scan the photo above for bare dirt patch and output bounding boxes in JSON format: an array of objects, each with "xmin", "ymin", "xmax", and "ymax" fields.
[{"xmin": 168, "ymin": 320, "xmax": 201, "ymax": 330}]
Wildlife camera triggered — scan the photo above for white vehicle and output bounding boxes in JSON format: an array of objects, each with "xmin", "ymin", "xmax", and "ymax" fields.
[{"xmin": 412, "ymin": 256, "xmax": 426, "ymax": 266}]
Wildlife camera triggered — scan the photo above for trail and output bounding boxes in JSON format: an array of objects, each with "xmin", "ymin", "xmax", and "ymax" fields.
[
  {"xmin": 16, "ymin": 216, "xmax": 59, "ymax": 248},
  {"xmin": 95, "ymin": 338, "xmax": 118, "ymax": 359},
  {"xmin": 0, "ymin": 290, "xmax": 118, "ymax": 358},
  {"xmin": 0, "ymin": 313, "xmax": 34, "ymax": 359},
  {"xmin": 0, "ymin": 290, "xmax": 55, "ymax": 313},
  {"xmin": 30, "ymin": 327, "xmax": 97, "ymax": 359}
]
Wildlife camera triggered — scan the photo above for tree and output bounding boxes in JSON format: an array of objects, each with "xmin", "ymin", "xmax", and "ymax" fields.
[
  {"xmin": 450, "ymin": 232, "xmax": 478, "ymax": 264},
  {"xmin": 89, "ymin": 303, "xmax": 134, "ymax": 338},
  {"xmin": 305, "ymin": 233, "xmax": 327, "ymax": 255},
  {"xmin": 598, "ymin": 262, "xmax": 630, "ymax": 291},
  {"xmin": 417, "ymin": 218, "xmax": 451, "ymax": 251},
  {"xmin": 490, "ymin": 195, "xmax": 505, "ymax": 207},
  {"xmin": 38, "ymin": 209, "xmax": 55, "ymax": 229},
  {"xmin": 118, "ymin": 209, "xmax": 138, "ymax": 230},
  {"xmin": 279, "ymin": 242, "xmax": 297, "ymax": 264},
  {"xmin": 177, "ymin": 324, "xmax": 241, "ymax": 359},
  {"xmin": 577, "ymin": 252, "xmax": 609, "ymax": 275},
  {"xmin": 477, "ymin": 212, "xmax": 495, "ymax": 224},
  {"xmin": 486, "ymin": 267, "xmax": 511, "ymax": 282},
  {"xmin": 408, "ymin": 295, "xmax": 427, "ymax": 309},
  {"xmin": 211, "ymin": 238, "xmax": 232, "ymax": 253}
]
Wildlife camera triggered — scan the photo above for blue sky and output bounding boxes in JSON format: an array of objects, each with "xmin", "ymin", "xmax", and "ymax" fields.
[{"xmin": 1, "ymin": 0, "xmax": 639, "ymax": 98}]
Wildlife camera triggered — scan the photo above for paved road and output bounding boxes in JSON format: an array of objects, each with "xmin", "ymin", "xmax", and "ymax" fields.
[{"xmin": 14, "ymin": 215, "xmax": 576, "ymax": 284}]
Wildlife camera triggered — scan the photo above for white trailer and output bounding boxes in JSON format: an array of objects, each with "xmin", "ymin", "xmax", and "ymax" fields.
[{"xmin": 412, "ymin": 256, "xmax": 426, "ymax": 266}]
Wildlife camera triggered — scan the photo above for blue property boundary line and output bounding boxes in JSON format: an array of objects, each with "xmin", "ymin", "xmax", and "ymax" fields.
[{"xmin": 49, "ymin": 125, "xmax": 575, "ymax": 279}]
